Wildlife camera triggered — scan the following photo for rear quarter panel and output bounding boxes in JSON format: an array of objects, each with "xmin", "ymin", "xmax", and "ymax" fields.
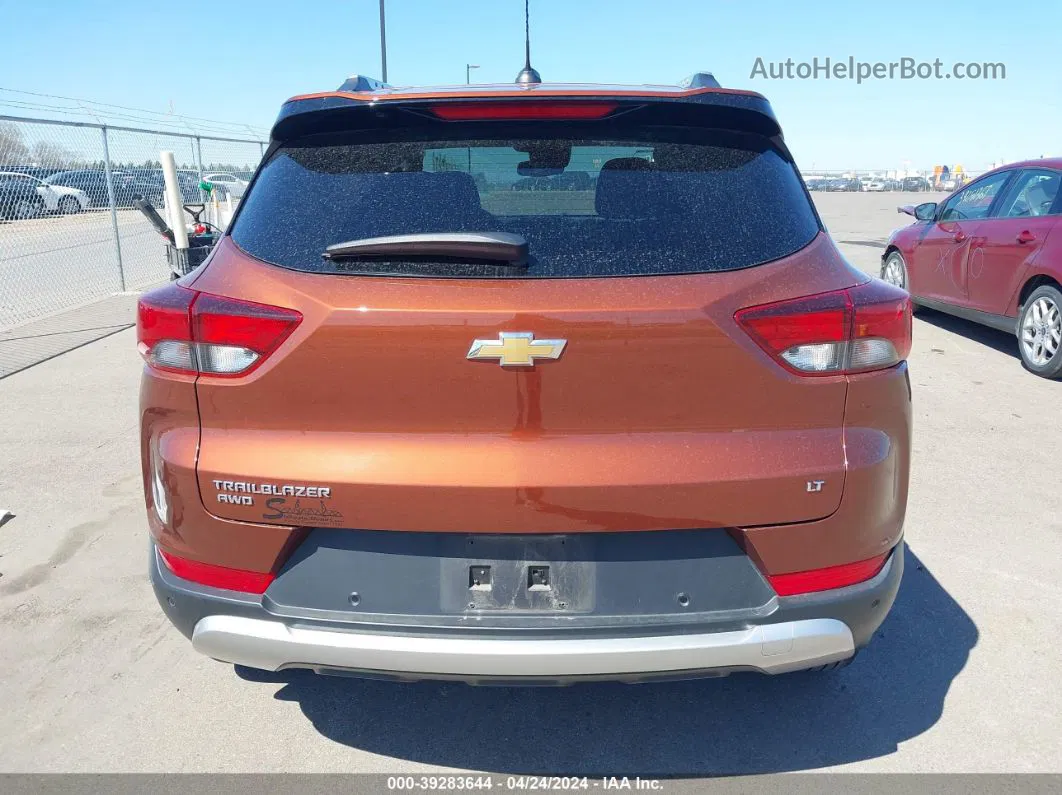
[
  {"xmin": 1005, "ymin": 220, "xmax": 1062, "ymax": 315},
  {"xmin": 140, "ymin": 367, "xmax": 302, "ymax": 572},
  {"xmin": 739, "ymin": 363, "xmax": 910, "ymax": 574}
]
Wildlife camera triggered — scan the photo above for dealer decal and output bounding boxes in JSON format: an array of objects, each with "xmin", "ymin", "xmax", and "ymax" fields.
[{"xmin": 262, "ymin": 497, "xmax": 344, "ymax": 526}]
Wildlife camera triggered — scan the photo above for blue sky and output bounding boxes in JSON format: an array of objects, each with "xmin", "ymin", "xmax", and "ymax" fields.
[{"xmin": 1, "ymin": 0, "xmax": 1058, "ymax": 170}]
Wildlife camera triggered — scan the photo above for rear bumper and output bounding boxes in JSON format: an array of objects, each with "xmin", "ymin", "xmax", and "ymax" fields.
[
  {"xmin": 152, "ymin": 531, "xmax": 903, "ymax": 683},
  {"xmin": 192, "ymin": 615, "xmax": 854, "ymax": 680}
]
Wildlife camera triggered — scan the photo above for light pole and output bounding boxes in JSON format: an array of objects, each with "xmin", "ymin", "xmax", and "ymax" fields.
[{"xmin": 379, "ymin": 0, "xmax": 388, "ymax": 82}]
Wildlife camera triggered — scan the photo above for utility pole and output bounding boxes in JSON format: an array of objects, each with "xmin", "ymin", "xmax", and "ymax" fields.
[{"xmin": 379, "ymin": 0, "xmax": 388, "ymax": 82}]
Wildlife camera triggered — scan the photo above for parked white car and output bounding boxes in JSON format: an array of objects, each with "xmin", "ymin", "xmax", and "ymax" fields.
[
  {"xmin": 865, "ymin": 180, "xmax": 887, "ymax": 192},
  {"xmin": 203, "ymin": 172, "xmax": 248, "ymax": 199},
  {"xmin": 0, "ymin": 171, "xmax": 89, "ymax": 214}
]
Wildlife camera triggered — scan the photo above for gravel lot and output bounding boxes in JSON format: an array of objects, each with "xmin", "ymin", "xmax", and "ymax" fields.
[{"xmin": 0, "ymin": 191, "xmax": 1059, "ymax": 774}]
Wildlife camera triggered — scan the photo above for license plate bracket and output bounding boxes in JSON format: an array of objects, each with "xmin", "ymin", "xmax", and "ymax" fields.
[{"xmin": 439, "ymin": 535, "xmax": 595, "ymax": 613}]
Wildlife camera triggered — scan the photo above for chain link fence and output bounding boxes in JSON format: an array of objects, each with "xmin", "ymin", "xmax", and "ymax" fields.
[{"xmin": 0, "ymin": 115, "xmax": 265, "ymax": 334}]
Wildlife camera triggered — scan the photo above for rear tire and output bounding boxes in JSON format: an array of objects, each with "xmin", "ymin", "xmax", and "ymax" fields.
[
  {"xmin": 59, "ymin": 196, "xmax": 81, "ymax": 215},
  {"xmin": 1017, "ymin": 285, "xmax": 1062, "ymax": 379}
]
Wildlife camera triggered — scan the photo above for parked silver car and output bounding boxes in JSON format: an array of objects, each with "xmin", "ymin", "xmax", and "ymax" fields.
[
  {"xmin": 0, "ymin": 171, "xmax": 89, "ymax": 214},
  {"xmin": 203, "ymin": 172, "xmax": 249, "ymax": 199}
]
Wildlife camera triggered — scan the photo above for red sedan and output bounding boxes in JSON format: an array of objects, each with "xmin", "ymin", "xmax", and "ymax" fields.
[{"xmin": 882, "ymin": 160, "xmax": 1062, "ymax": 378}]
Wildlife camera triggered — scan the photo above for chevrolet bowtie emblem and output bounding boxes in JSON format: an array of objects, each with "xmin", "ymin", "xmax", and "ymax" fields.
[{"xmin": 466, "ymin": 332, "xmax": 567, "ymax": 367}]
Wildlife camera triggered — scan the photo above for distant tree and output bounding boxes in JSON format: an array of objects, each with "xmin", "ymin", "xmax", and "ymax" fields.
[
  {"xmin": 29, "ymin": 140, "xmax": 76, "ymax": 169},
  {"xmin": 0, "ymin": 122, "xmax": 31, "ymax": 165}
]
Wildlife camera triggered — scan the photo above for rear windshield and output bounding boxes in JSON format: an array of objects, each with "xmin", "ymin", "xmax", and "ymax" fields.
[{"xmin": 230, "ymin": 129, "xmax": 820, "ymax": 278}]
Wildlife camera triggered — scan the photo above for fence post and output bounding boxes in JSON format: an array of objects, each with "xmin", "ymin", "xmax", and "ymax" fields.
[
  {"xmin": 259, "ymin": 141, "xmax": 265, "ymax": 158},
  {"xmin": 100, "ymin": 126, "xmax": 126, "ymax": 292},
  {"xmin": 194, "ymin": 136, "xmax": 204, "ymax": 182},
  {"xmin": 194, "ymin": 136, "xmax": 205, "ymax": 203}
]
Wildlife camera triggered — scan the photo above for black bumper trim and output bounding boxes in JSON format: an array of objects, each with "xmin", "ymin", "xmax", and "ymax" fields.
[{"xmin": 151, "ymin": 537, "xmax": 902, "ymax": 652}]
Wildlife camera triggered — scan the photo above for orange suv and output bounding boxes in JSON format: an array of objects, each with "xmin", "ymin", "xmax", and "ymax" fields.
[{"xmin": 139, "ymin": 74, "xmax": 912, "ymax": 683}]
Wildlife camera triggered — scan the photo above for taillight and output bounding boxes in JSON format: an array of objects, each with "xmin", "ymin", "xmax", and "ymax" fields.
[
  {"xmin": 192, "ymin": 293, "xmax": 302, "ymax": 375},
  {"xmin": 159, "ymin": 549, "xmax": 275, "ymax": 594},
  {"xmin": 137, "ymin": 283, "xmax": 302, "ymax": 377},
  {"xmin": 735, "ymin": 280, "xmax": 911, "ymax": 376},
  {"xmin": 429, "ymin": 101, "xmax": 618, "ymax": 121},
  {"xmin": 137, "ymin": 282, "xmax": 197, "ymax": 374},
  {"xmin": 766, "ymin": 552, "xmax": 890, "ymax": 596},
  {"xmin": 848, "ymin": 280, "xmax": 913, "ymax": 369}
]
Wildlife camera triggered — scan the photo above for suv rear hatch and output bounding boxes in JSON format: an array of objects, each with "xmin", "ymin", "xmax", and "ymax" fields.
[{"xmin": 187, "ymin": 98, "xmax": 868, "ymax": 533}]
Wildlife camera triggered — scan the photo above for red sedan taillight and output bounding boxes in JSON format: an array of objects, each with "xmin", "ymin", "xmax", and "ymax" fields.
[
  {"xmin": 137, "ymin": 283, "xmax": 302, "ymax": 377},
  {"xmin": 736, "ymin": 280, "xmax": 911, "ymax": 376}
]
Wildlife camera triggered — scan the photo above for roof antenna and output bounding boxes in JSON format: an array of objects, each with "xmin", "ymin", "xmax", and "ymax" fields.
[{"xmin": 514, "ymin": 0, "xmax": 541, "ymax": 85}]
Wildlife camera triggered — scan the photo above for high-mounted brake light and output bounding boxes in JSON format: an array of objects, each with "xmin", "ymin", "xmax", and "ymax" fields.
[
  {"xmin": 430, "ymin": 102, "xmax": 618, "ymax": 121},
  {"xmin": 735, "ymin": 280, "xmax": 911, "ymax": 376},
  {"xmin": 766, "ymin": 552, "xmax": 890, "ymax": 596},
  {"xmin": 159, "ymin": 549, "xmax": 275, "ymax": 594},
  {"xmin": 137, "ymin": 283, "xmax": 302, "ymax": 377}
]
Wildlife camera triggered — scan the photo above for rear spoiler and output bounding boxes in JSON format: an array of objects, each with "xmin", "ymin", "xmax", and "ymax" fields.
[{"xmin": 269, "ymin": 91, "xmax": 783, "ymax": 147}]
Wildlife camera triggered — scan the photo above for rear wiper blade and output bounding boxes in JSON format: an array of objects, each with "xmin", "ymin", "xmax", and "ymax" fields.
[{"xmin": 323, "ymin": 232, "xmax": 528, "ymax": 266}]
